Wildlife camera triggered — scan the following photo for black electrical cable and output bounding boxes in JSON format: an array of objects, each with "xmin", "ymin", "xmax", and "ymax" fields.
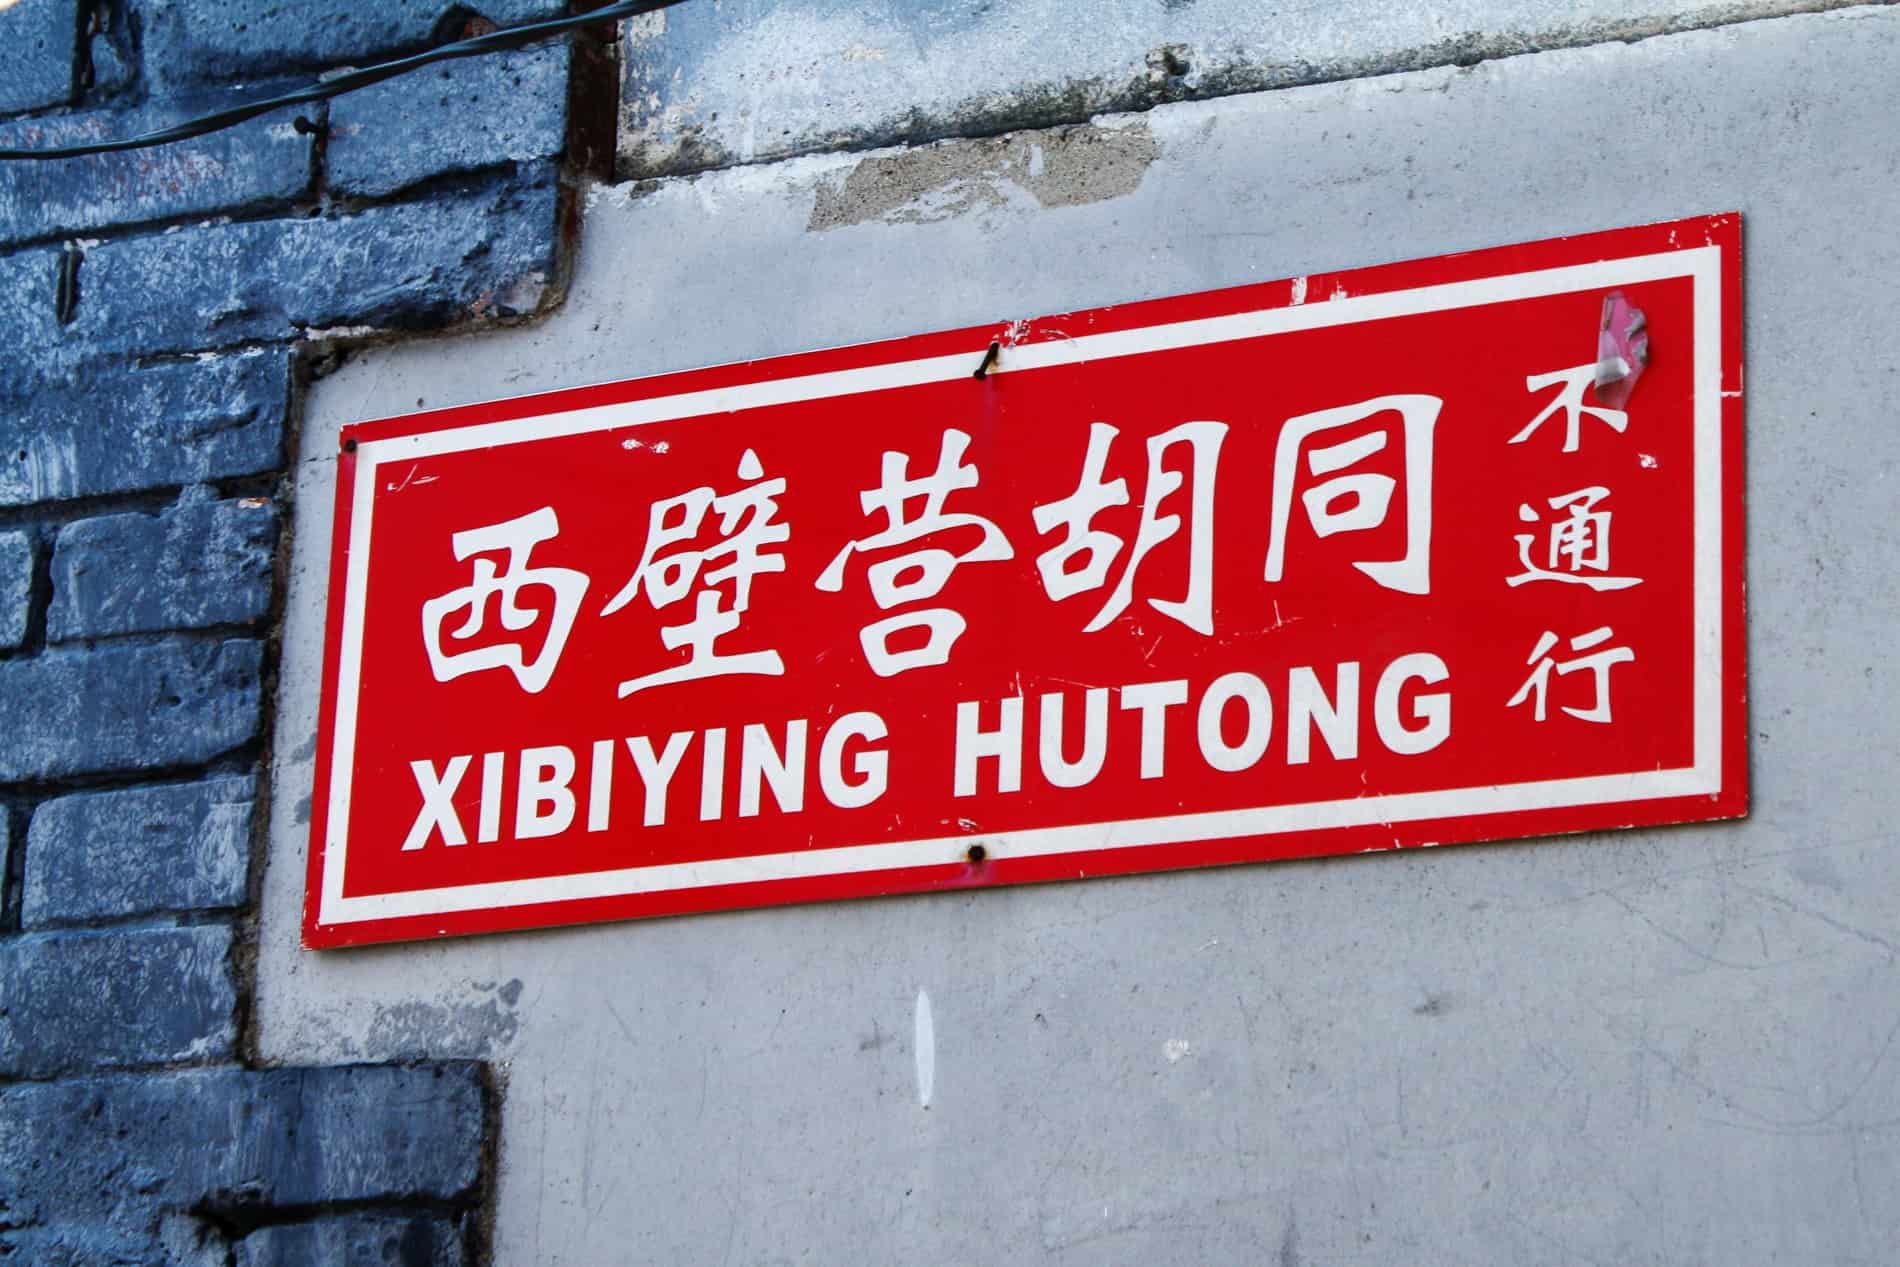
[{"xmin": 0, "ymin": 0, "xmax": 687, "ymax": 161}]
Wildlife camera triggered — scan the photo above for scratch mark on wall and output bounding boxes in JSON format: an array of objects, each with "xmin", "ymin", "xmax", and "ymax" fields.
[{"xmin": 915, "ymin": 988, "xmax": 936, "ymax": 1108}]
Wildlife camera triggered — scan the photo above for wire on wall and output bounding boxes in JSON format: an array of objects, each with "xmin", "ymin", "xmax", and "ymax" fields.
[{"xmin": 0, "ymin": 0, "xmax": 687, "ymax": 161}]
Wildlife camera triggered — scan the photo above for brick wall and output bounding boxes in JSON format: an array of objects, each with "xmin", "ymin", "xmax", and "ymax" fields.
[{"xmin": 0, "ymin": 3, "xmax": 609, "ymax": 1261}]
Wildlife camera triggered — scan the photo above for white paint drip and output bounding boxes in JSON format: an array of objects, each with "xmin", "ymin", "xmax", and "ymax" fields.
[
  {"xmin": 915, "ymin": 989, "xmax": 936, "ymax": 1108},
  {"xmin": 1289, "ymin": 276, "xmax": 1308, "ymax": 305}
]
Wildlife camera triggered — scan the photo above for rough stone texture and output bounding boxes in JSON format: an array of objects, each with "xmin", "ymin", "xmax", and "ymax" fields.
[
  {"xmin": 0, "ymin": 639, "xmax": 261, "ymax": 781},
  {"xmin": 329, "ymin": 45, "xmax": 569, "ymax": 197},
  {"xmin": 48, "ymin": 499, "xmax": 279, "ymax": 641},
  {"xmin": 0, "ymin": 0, "xmax": 76, "ymax": 117},
  {"xmin": 0, "ymin": 924, "xmax": 234, "ymax": 1077},
  {"xmin": 70, "ymin": 165, "xmax": 561, "ymax": 354},
  {"xmin": 0, "ymin": 529, "xmax": 31, "ymax": 649},
  {"xmin": 618, "ymin": 0, "xmax": 1875, "ymax": 176},
  {"xmin": 81, "ymin": 0, "xmax": 139, "ymax": 99},
  {"xmin": 235, "ymin": 1216, "xmax": 468, "ymax": 1267},
  {"xmin": 0, "ymin": 350, "xmax": 289, "ymax": 507},
  {"xmin": 0, "ymin": 103, "xmax": 315, "ymax": 248},
  {"xmin": 143, "ymin": 0, "xmax": 567, "ymax": 94},
  {"xmin": 0, "ymin": 247, "xmax": 63, "ymax": 381},
  {"xmin": 0, "ymin": 0, "xmax": 581, "ymax": 1258},
  {"xmin": 0, "ymin": 1063, "xmax": 487, "ymax": 1261},
  {"xmin": 22, "ymin": 777, "xmax": 253, "ymax": 927}
]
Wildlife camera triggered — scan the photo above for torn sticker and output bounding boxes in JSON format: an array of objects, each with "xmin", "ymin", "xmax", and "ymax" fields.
[{"xmin": 1593, "ymin": 290, "xmax": 1648, "ymax": 410}]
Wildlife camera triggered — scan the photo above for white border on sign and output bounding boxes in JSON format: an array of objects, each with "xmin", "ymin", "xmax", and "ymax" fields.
[{"xmin": 319, "ymin": 246, "xmax": 1725, "ymax": 927}]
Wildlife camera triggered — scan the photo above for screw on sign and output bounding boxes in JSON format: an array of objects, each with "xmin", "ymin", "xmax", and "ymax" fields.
[{"xmin": 305, "ymin": 214, "xmax": 1745, "ymax": 947}]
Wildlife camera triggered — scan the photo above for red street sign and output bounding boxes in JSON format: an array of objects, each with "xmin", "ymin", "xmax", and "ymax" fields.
[{"xmin": 305, "ymin": 213, "xmax": 1746, "ymax": 948}]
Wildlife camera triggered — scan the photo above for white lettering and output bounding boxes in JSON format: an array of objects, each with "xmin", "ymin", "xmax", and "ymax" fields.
[
  {"xmin": 627, "ymin": 732, "xmax": 692, "ymax": 827},
  {"xmin": 1195, "ymin": 672, "xmax": 1272, "ymax": 772},
  {"xmin": 400, "ymin": 755, "xmax": 471, "ymax": 850},
  {"xmin": 1376, "ymin": 653, "xmax": 1451, "ymax": 754},
  {"xmin": 1120, "ymin": 680, "xmax": 1188, "ymax": 779},
  {"xmin": 740, "ymin": 721, "xmax": 807, "ymax": 817},
  {"xmin": 1287, "ymin": 663, "xmax": 1360, "ymax": 765},
  {"xmin": 395, "ymin": 652, "xmax": 1451, "ymax": 848},
  {"xmin": 1039, "ymin": 689, "xmax": 1108, "ymax": 788},
  {"xmin": 699, "ymin": 727, "xmax": 726, "ymax": 822},
  {"xmin": 587, "ymin": 738, "xmax": 614, "ymax": 832},
  {"xmin": 956, "ymin": 697, "xmax": 1023, "ymax": 797},
  {"xmin": 515, "ymin": 745, "xmax": 577, "ymax": 840},
  {"xmin": 820, "ymin": 711, "xmax": 889, "ymax": 809},
  {"xmin": 478, "ymin": 751, "xmax": 505, "ymax": 843}
]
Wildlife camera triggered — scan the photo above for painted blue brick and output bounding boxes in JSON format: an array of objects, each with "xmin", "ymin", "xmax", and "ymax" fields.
[
  {"xmin": 48, "ymin": 499, "xmax": 278, "ymax": 641},
  {"xmin": 144, "ymin": 0, "xmax": 566, "ymax": 95},
  {"xmin": 0, "ymin": 1063, "xmax": 488, "ymax": 1260},
  {"xmin": 0, "ymin": 247, "xmax": 64, "ymax": 384},
  {"xmin": 236, "ymin": 1216, "xmax": 467, "ymax": 1267},
  {"xmin": 71, "ymin": 165, "xmax": 561, "ymax": 355},
  {"xmin": 0, "ymin": 529, "xmax": 30, "ymax": 649},
  {"xmin": 0, "ymin": 924, "xmax": 235, "ymax": 1077},
  {"xmin": 329, "ymin": 44, "xmax": 569, "ymax": 197},
  {"xmin": 22, "ymin": 777, "xmax": 254, "ymax": 927},
  {"xmin": 0, "ymin": 639, "xmax": 261, "ymax": 781},
  {"xmin": 0, "ymin": 349, "xmax": 289, "ymax": 507},
  {"xmin": 0, "ymin": 102, "xmax": 314, "ymax": 248},
  {"xmin": 243, "ymin": 1063, "xmax": 491, "ymax": 1205},
  {"xmin": 0, "ymin": 811, "xmax": 11, "ymax": 921},
  {"xmin": 0, "ymin": 0, "xmax": 76, "ymax": 116},
  {"xmin": 0, "ymin": 1067, "xmax": 476, "ymax": 1206},
  {"xmin": 81, "ymin": 1, "xmax": 137, "ymax": 98}
]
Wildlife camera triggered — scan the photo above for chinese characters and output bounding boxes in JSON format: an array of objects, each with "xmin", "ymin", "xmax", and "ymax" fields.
[
  {"xmin": 421, "ymin": 506, "xmax": 589, "ymax": 695},
  {"xmin": 598, "ymin": 448, "xmax": 790, "ymax": 698},
  {"xmin": 414, "ymin": 329, "xmax": 1654, "ymax": 734},
  {"xmin": 1504, "ymin": 351, "xmax": 1648, "ymax": 724},
  {"xmin": 1034, "ymin": 420, "xmax": 1227, "ymax": 634},
  {"xmin": 1508, "ymin": 486, "xmax": 1642, "ymax": 591},
  {"xmin": 815, "ymin": 428, "xmax": 1014, "ymax": 677},
  {"xmin": 1265, "ymin": 394, "xmax": 1440, "ymax": 596}
]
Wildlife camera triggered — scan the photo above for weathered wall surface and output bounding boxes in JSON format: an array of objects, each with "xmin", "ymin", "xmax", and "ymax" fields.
[
  {"xmin": 261, "ymin": 5, "xmax": 1900, "ymax": 1264},
  {"xmin": 618, "ymin": 0, "xmax": 1880, "ymax": 176}
]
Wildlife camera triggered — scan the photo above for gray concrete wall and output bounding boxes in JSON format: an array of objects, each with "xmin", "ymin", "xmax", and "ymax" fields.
[
  {"xmin": 618, "ymin": 0, "xmax": 1877, "ymax": 176},
  {"xmin": 262, "ymin": 6, "xmax": 1900, "ymax": 1262}
]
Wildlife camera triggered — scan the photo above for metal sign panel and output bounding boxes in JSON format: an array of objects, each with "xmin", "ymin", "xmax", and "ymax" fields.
[{"xmin": 305, "ymin": 214, "xmax": 1745, "ymax": 948}]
